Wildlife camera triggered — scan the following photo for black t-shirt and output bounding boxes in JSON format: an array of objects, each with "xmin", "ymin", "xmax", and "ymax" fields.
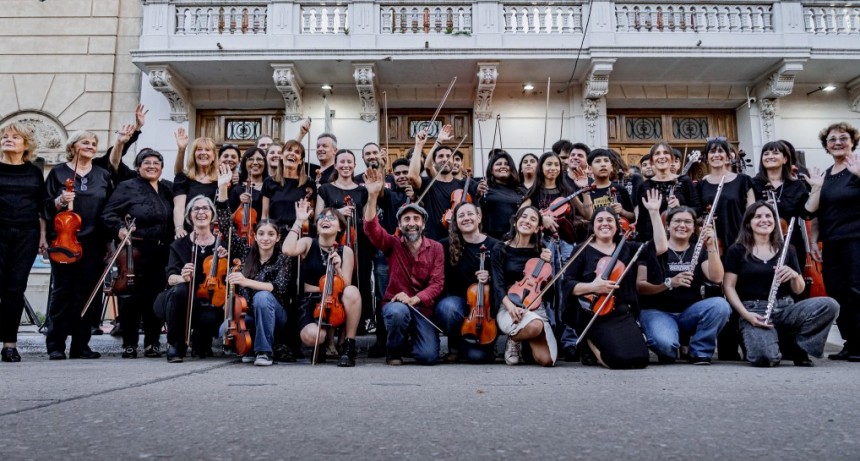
[
  {"xmin": 172, "ymin": 172, "xmax": 218, "ymax": 202},
  {"xmin": 490, "ymin": 244, "xmax": 541, "ymax": 316},
  {"xmin": 696, "ymin": 174, "xmax": 752, "ymax": 249},
  {"xmin": 309, "ymin": 164, "xmax": 335, "ymax": 185},
  {"xmin": 639, "ymin": 239, "xmax": 708, "ymax": 313},
  {"xmin": 0, "ymin": 161, "xmax": 45, "ymax": 228},
  {"xmin": 318, "ymin": 183, "xmax": 370, "ymax": 247},
  {"xmin": 101, "ymin": 176, "xmax": 174, "ymax": 242},
  {"xmin": 751, "ymin": 177, "xmax": 810, "ymax": 263},
  {"xmin": 440, "ymin": 236, "xmax": 498, "ymax": 299},
  {"xmin": 530, "ymin": 187, "xmax": 577, "ymax": 243},
  {"xmin": 723, "ymin": 242, "xmax": 801, "ymax": 301},
  {"xmin": 562, "ymin": 242, "xmax": 642, "ymax": 312},
  {"xmin": 816, "ymin": 168, "xmax": 860, "ymax": 243},
  {"xmin": 45, "ymin": 163, "xmax": 112, "ymax": 239},
  {"xmin": 262, "ymin": 177, "xmax": 317, "ymax": 229},
  {"xmin": 166, "ymin": 233, "xmax": 226, "ymax": 283},
  {"xmin": 635, "ymin": 176, "xmax": 701, "ymax": 242},
  {"xmin": 416, "ymin": 176, "xmax": 466, "ymax": 241},
  {"xmin": 620, "ymin": 173, "xmax": 644, "ymax": 207},
  {"xmin": 589, "ymin": 182, "xmax": 634, "ymax": 213},
  {"xmin": 299, "ymin": 239, "xmax": 345, "ymax": 287},
  {"xmin": 479, "ymin": 182, "xmax": 524, "ymax": 240}
]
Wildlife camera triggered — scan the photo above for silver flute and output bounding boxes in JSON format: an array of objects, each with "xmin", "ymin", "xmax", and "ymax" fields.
[{"xmin": 764, "ymin": 216, "xmax": 796, "ymax": 324}]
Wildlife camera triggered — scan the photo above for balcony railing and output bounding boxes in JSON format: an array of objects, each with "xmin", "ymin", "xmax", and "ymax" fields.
[
  {"xmin": 175, "ymin": 3, "xmax": 267, "ymax": 34},
  {"xmin": 615, "ymin": 3, "xmax": 773, "ymax": 33},
  {"xmin": 502, "ymin": 4, "xmax": 584, "ymax": 34},
  {"xmin": 804, "ymin": 6, "xmax": 860, "ymax": 34},
  {"xmin": 301, "ymin": 4, "xmax": 349, "ymax": 34},
  {"xmin": 380, "ymin": 5, "xmax": 472, "ymax": 34}
]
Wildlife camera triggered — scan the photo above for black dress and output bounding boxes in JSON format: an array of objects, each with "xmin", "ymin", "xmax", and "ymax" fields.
[
  {"xmin": 479, "ymin": 182, "xmax": 524, "ymax": 240},
  {"xmin": 697, "ymin": 174, "xmax": 753, "ymax": 250}
]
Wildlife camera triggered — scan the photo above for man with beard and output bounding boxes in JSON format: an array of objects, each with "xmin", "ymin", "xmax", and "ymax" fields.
[
  {"xmin": 562, "ymin": 142, "xmax": 592, "ymax": 193},
  {"xmin": 364, "ymin": 167, "xmax": 444, "ymax": 365},
  {"xmin": 408, "ymin": 126, "xmax": 468, "ymax": 241}
]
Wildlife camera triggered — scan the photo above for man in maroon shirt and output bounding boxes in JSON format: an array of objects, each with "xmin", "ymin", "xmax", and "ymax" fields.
[{"xmin": 363, "ymin": 166, "xmax": 444, "ymax": 365}]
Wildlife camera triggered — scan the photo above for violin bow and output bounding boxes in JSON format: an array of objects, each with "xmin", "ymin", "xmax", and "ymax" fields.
[
  {"xmin": 429, "ymin": 77, "xmax": 457, "ymax": 129},
  {"xmin": 522, "ymin": 235, "xmax": 594, "ymax": 312},
  {"xmin": 81, "ymin": 217, "xmax": 136, "ymax": 317},
  {"xmin": 186, "ymin": 232, "xmax": 198, "ymax": 345},
  {"xmin": 412, "ymin": 134, "xmax": 468, "ymax": 205},
  {"xmin": 574, "ymin": 242, "xmax": 646, "ymax": 347},
  {"xmin": 477, "ymin": 118, "xmax": 485, "ymax": 178},
  {"xmin": 542, "ymin": 77, "xmax": 550, "ymax": 153},
  {"xmin": 560, "ymin": 110, "xmax": 564, "ymax": 140},
  {"xmin": 383, "ymin": 91, "xmax": 389, "ymax": 156}
]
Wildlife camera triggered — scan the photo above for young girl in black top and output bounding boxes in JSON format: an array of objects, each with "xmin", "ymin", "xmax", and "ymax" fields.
[
  {"xmin": 0, "ymin": 122, "xmax": 45, "ymax": 362},
  {"xmin": 172, "ymin": 128, "xmax": 218, "ymax": 238},
  {"xmin": 722, "ymin": 201, "xmax": 838, "ymax": 367},
  {"xmin": 477, "ymin": 151, "xmax": 524, "ymax": 240}
]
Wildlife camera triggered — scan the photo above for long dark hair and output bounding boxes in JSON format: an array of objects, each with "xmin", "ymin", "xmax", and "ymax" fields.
[
  {"xmin": 504, "ymin": 206, "xmax": 544, "ymax": 252},
  {"xmin": 518, "ymin": 153, "xmax": 539, "ymax": 184},
  {"xmin": 523, "ymin": 151, "xmax": 572, "ymax": 206},
  {"xmin": 590, "ymin": 206, "xmax": 625, "ymax": 243},
  {"xmin": 329, "ymin": 149, "xmax": 356, "ymax": 184},
  {"xmin": 448, "ymin": 202, "xmax": 481, "ymax": 266},
  {"xmin": 238, "ymin": 147, "xmax": 270, "ymax": 184},
  {"xmin": 754, "ymin": 141, "xmax": 793, "ymax": 183},
  {"xmin": 486, "ymin": 151, "xmax": 520, "ymax": 188},
  {"xmin": 242, "ymin": 219, "xmax": 280, "ymax": 280},
  {"xmin": 736, "ymin": 200, "xmax": 783, "ymax": 258}
]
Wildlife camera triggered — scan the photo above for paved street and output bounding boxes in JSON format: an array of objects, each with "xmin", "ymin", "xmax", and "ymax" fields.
[{"xmin": 2, "ymin": 346, "xmax": 859, "ymax": 461}]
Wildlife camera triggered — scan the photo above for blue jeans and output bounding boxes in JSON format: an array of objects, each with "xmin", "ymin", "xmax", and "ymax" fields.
[
  {"xmin": 383, "ymin": 302, "xmax": 440, "ymax": 364},
  {"xmin": 435, "ymin": 296, "xmax": 494, "ymax": 363},
  {"xmin": 246, "ymin": 291, "xmax": 288, "ymax": 354},
  {"xmin": 640, "ymin": 297, "xmax": 731, "ymax": 359},
  {"xmin": 544, "ymin": 237, "xmax": 578, "ymax": 350}
]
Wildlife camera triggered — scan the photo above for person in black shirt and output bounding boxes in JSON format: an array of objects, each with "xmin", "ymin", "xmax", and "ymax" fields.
[
  {"xmin": 518, "ymin": 153, "xmax": 538, "ymax": 192},
  {"xmin": 0, "ymin": 122, "xmax": 46, "ymax": 363},
  {"xmin": 804, "ymin": 122, "xmax": 860, "ymax": 361},
  {"xmin": 265, "ymin": 142, "xmax": 282, "ymax": 179},
  {"xmin": 696, "ymin": 137, "xmax": 755, "ymax": 252},
  {"xmin": 154, "ymin": 195, "xmax": 228, "ymax": 363},
  {"xmin": 44, "ymin": 130, "xmax": 115, "ymax": 360},
  {"xmin": 218, "ymin": 143, "xmax": 241, "ymax": 187},
  {"xmin": 521, "ymin": 151, "xmax": 592, "ymax": 244},
  {"xmin": 723, "ymin": 201, "xmax": 838, "ymax": 367},
  {"xmin": 311, "ymin": 132, "xmax": 338, "ymax": 184},
  {"xmin": 262, "ymin": 139, "xmax": 316, "ymax": 232},
  {"xmin": 561, "ymin": 142, "xmax": 590, "ymax": 194},
  {"xmin": 437, "ymin": 202, "xmax": 499, "ymax": 363},
  {"xmin": 229, "ymin": 147, "xmax": 268, "ymax": 217},
  {"xmin": 635, "ymin": 141, "xmax": 701, "ymax": 242},
  {"xmin": 477, "ymin": 151, "xmax": 524, "ymax": 240},
  {"xmin": 636, "ymin": 207, "xmax": 730, "ymax": 364},
  {"xmin": 563, "ymin": 189, "xmax": 666, "ymax": 369},
  {"xmin": 172, "ymin": 128, "xmax": 218, "ymax": 238},
  {"xmin": 587, "ymin": 149, "xmax": 635, "ymax": 226},
  {"xmin": 102, "ymin": 148, "xmax": 174, "ymax": 359}
]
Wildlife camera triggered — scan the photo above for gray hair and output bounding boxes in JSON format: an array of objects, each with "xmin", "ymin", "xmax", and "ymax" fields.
[
  {"xmin": 184, "ymin": 195, "xmax": 216, "ymax": 226},
  {"xmin": 64, "ymin": 130, "xmax": 98, "ymax": 161}
]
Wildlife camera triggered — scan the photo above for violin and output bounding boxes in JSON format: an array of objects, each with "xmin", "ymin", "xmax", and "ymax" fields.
[
  {"xmin": 799, "ymin": 219, "xmax": 826, "ymax": 298},
  {"xmin": 48, "ymin": 171, "xmax": 83, "ymax": 264},
  {"xmin": 584, "ymin": 231, "xmax": 631, "ymax": 316},
  {"xmin": 339, "ymin": 195, "xmax": 358, "ymax": 248},
  {"xmin": 313, "ymin": 243, "xmax": 346, "ymax": 328},
  {"xmin": 196, "ymin": 229, "xmax": 228, "ymax": 307},
  {"xmin": 112, "ymin": 240, "xmax": 141, "ymax": 295},
  {"xmin": 507, "ymin": 235, "xmax": 556, "ymax": 310},
  {"xmin": 462, "ymin": 245, "xmax": 496, "ymax": 345},
  {"xmin": 223, "ymin": 258, "xmax": 252, "ymax": 356},
  {"xmin": 442, "ymin": 169, "xmax": 473, "ymax": 229},
  {"xmin": 233, "ymin": 179, "xmax": 258, "ymax": 246},
  {"xmin": 609, "ymin": 186, "xmax": 632, "ymax": 233},
  {"xmin": 541, "ymin": 184, "xmax": 596, "ymax": 218},
  {"xmin": 301, "ymin": 185, "xmax": 314, "ymax": 236}
]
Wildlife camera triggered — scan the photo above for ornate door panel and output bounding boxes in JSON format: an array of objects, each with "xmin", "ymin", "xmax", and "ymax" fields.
[
  {"xmin": 196, "ymin": 109, "xmax": 284, "ymax": 149},
  {"xmin": 381, "ymin": 109, "xmax": 473, "ymax": 173}
]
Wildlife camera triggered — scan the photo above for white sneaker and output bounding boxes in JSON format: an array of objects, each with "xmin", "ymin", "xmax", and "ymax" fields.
[
  {"xmin": 254, "ymin": 353, "xmax": 273, "ymax": 366},
  {"xmin": 504, "ymin": 337, "xmax": 522, "ymax": 365}
]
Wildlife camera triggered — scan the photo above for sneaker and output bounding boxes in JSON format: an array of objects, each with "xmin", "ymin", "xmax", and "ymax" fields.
[
  {"xmin": 386, "ymin": 354, "xmax": 403, "ymax": 366},
  {"xmin": 504, "ymin": 337, "xmax": 522, "ymax": 365},
  {"xmin": 1, "ymin": 347, "xmax": 21, "ymax": 363},
  {"xmin": 688, "ymin": 356, "xmax": 711, "ymax": 365},
  {"xmin": 144, "ymin": 344, "xmax": 161, "ymax": 358},
  {"xmin": 254, "ymin": 352, "xmax": 273, "ymax": 366},
  {"xmin": 122, "ymin": 347, "xmax": 137, "ymax": 359},
  {"xmin": 364, "ymin": 318, "xmax": 377, "ymax": 334},
  {"xmin": 69, "ymin": 348, "xmax": 101, "ymax": 359},
  {"xmin": 272, "ymin": 344, "xmax": 296, "ymax": 363},
  {"xmin": 241, "ymin": 354, "xmax": 256, "ymax": 364}
]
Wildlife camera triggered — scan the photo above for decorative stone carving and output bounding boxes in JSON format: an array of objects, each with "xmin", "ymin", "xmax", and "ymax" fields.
[
  {"xmin": 353, "ymin": 63, "xmax": 378, "ymax": 123},
  {"xmin": 849, "ymin": 76, "xmax": 860, "ymax": 113},
  {"xmin": 148, "ymin": 65, "xmax": 189, "ymax": 122},
  {"xmin": 583, "ymin": 98, "xmax": 601, "ymax": 146},
  {"xmin": 583, "ymin": 59, "xmax": 615, "ymax": 100},
  {"xmin": 0, "ymin": 111, "xmax": 68, "ymax": 165},
  {"xmin": 759, "ymin": 98, "xmax": 777, "ymax": 142},
  {"xmin": 474, "ymin": 62, "xmax": 499, "ymax": 122},
  {"xmin": 758, "ymin": 59, "xmax": 805, "ymax": 100},
  {"xmin": 272, "ymin": 63, "xmax": 304, "ymax": 122}
]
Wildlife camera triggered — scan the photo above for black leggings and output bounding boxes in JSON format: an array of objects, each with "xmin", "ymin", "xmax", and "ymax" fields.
[
  {"xmin": 153, "ymin": 283, "xmax": 222, "ymax": 351},
  {"xmin": 0, "ymin": 226, "xmax": 40, "ymax": 343},
  {"xmin": 823, "ymin": 239, "xmax": 860, "ymax": 353},
  {"xmin": 119, "ymin": 241, "xmax": 169, "ymax": 349}
]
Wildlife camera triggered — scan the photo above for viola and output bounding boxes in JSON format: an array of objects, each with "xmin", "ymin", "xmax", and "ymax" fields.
[
  {"xmin": 196, "ymin": 230, "xmax": 228, "ymax": 307},
  {"xmin": 441, "ymin": 169, "xmax": 473, "ymax": 229},
  {"xmin": 462, "ymin": 245, "xmax": 496, "ymax": 345},
  {"xmin": 584, "ymin": 232, "xmax": 631, "ymax": 316},
  {"xmin": 112, "ymin": 240, "xmax": 141, "ymax": 295},
  {"xmin": 541, "ymin": 184, "xmax": 596, "ymax": 219},
  {"xmin": 48, "ymin": 174, "xmax": 83, "ymax": 264},
  {"xmin": 609, "ymin": 186, "xmax": 632, "ymax": 233},
  {"xmin": 507, "ymin": 236, "xmax": 556, "ymax": 310},
  {"xmin": 233, "ymin": 179, "xmax": 258, "ymax": 246},
  {"xmin": 799, "ymin": 219, "xmax": 826, "ymax": 298},
  {"xmin": 223, "ymin": 258, "xmax": 252, "ymax": 356},
  {"xmin": 313, "ymin": 243, "xmax": 346, "ymax": 328}
]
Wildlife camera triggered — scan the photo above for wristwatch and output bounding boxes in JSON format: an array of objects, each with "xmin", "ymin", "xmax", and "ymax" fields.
[{"xmin": 664, "ymin": 278, "xmax": 673, "ymax": 290}]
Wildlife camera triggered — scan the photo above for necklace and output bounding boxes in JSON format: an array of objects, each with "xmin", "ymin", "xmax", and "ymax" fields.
[
  {"xmin": 318, "ymin": 241, "xmax": 335, "ymax": 265},
  {"xmin": 668, "ymin": 245, "xmax": 690, "ymax": 263}
]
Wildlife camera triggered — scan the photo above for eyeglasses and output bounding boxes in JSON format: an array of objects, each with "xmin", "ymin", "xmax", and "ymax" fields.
[
  {"xmin": 80, "ymin": 176, "xmax": 88, "ymax": 191},
  {"xmin": 318, "ymin": 214, "xmax": 337, "ymax": 222},
  {"xmin": 248, "ymin": 157, "xmax": 265, "ymax": 164},
  {"xmin": 222, "ymin": 143, "xmax": 239, "ymax": 148},
  {"xmin": 706, "ymin": 136, "xmax": 727, "ymax": 142},
  {"xmin": 191, "ymin": 206, "xmax": 211, "ymax": 214},
  {"xmin": 827, "ymin": 135, "xmax": 852, "ymax": 144},
  {"xmin": 140, "ymin": 160, "xmax": 162, "ymax": 167},
  {"xmin": 670, "ymin": 219, "xmax": 695, "ymax": 225}
]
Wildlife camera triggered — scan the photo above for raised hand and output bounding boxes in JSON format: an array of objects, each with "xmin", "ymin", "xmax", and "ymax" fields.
[
  {"xmin": 414, "ymin": 128, "xmax": 428, "ymax": 149},
  {"xmin": 477, "ymin": 178, "xmax": 488, "ymax": 197},
  {"xmin": 846, "ymin": 153, "xmax": 860, "ymax": 178},
  {"xmin": 175, "ymin": 127, "xmax": 189, "ymax": 151},
  {"xmin": 300, "ymin": 117, "xmax": 311, "ymax": 135},
  {"xmin": 802, "ymin": 166, "xmax": 825, "ymax": 190},
  {"xmin": 364, "ymin": 165, "xmax": 384, "ymax": 197},
  {"xmin": 217, "ymin": 164, "xmax": 233, "ymax": 188},
  {"xmin": 116, "ymin": 124, "xmax": 135, "ymax": 144},
  {"xmin": 642, "ymin": 188, "xmax": 663, "ymax": 212},
  {"xmin": 437, "ymin": 124, "xmax": 454, "ymax": 143},
  {"xmin": 294, "ymin": 198, "xmax": 312, "ymax": 222},
  {"xmin": 135, "ymin": 104, "xmax": 147, "ymax": 130}
]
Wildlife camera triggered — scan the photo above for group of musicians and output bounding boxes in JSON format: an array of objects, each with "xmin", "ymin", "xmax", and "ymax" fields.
[{"xmin": 1, "ymin": 105, "xmax": 858, "ymax": 370}]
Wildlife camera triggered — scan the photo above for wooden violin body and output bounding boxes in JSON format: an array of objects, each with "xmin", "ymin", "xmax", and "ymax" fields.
[
  {"xmin": 507, "ymin": 247, "xmax": 554, "ymax": 311},
  {"xmin": 48, "ymin": 177, "xmax": 83, "ymax": 264},
  {"xmin": 196, "ymin": 231, "xmax": 228, "ymax": 307},
  {"xmin": 339, "ymin": 195, "xmax": 357, "ymax": 248},
  {"xmin": 585, "ymin": 233, "xmax": 630, "ymax": 316},
  {"xmin": 442, "ymin": 170, "xmax": 473, "ymax": 230},
  {"xmin": 112, "ymin": 242, "xmax": 141, "ymax": 295},
  {"xmin": 462, "ymin": 246, "xmax": 496, "ymax": 345},
  {"xmin": 541, "ymin": 184, "xmax": 596, "ymax": 219},
  {"xmin": 314, "ymin": 272, "xmax": 346, "ymax": 328},
  {"xmin": 223, "ymin": 259, "xmax": 252, "ymax": 356},
  {"xmin": 800, "ymin": 219, "xmax": 826, "ymax": 298},
  {"xmin": 233, "ymin": 179, "xmax": 258, "ymax": 246}
]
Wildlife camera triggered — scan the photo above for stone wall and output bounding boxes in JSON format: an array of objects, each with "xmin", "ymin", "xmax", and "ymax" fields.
[{"xmin": 0, "ymin": 0, "xmax": 142, "ymax": 167}]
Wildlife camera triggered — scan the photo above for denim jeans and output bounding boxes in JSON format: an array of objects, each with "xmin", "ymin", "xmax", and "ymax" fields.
[
  {"xmin": 640, "ymin": 297, "xmax": 731, "ymax": 359},
  {"xmin": 435, "ymin": 296, "xmax": 494, "ymax": 363},
  {"xmin": 383, "ymin": 301, "xmax": 440, "ymax": 364},
  {"xmin": 544, "ymin": 237, "xmax": 579, "ymax": 351},
  {"xmin": 246, "ymin": 291, "xmax": 288, "ymax": 354}
]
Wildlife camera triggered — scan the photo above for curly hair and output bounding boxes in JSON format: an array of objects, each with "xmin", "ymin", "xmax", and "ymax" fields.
[
  {"xmin": 818, "ymin": 122, "xmax": 859, "ymax": 152},
  {"xmin": 447, "ymin": 202, "xmax": 481, "ymax": 266},
  {"xmin": 1, "ymin": 121, "xmax": 38, "ymax": 162}
]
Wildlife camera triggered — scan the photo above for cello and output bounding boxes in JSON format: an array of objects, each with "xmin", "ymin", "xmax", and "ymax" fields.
[
  {"xmin": 233, "ymin": 178, "xmax": 258, "ymax": 246},
  {"xmin": 461, "ymin": 245, "xmax": 496, "ymax": 345},
  {"xmin": 196, "ymin": 229, "xmax": 228, "ymax": 308},
  {"xmin": 223, "ymin": 258, "xmax": 252, "ymax": 356},
  {"xmin": 48, "ymin": 159, "xmax": 83, "ymax": 264},
  {"xmin": 507, "ymin": 235, "xmax": 557, "ymax": 310},
  {"xmin": 312, "ymin": 243, "xmax": 346, "ymax": 365}
]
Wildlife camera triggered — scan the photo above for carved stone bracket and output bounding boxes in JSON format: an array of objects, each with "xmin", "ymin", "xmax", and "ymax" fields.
[
  {"xmin": 353, "ymin": 63, "xmax": 378, "ymax": 123},
  {"xmin": 759, "ymin": 98, "xmax": 777, "ymax": 142},
  {"xmin": 475, "ymin": 62, "xmax": 499, "ymax": 122},
  {"xmin": 583, "ymin": 98, "xmax": 601, "ymax": 147},
  {"xmin": 272, "ymin": 63, "xmax": 304, "ymax": 122},
  {"xmin": 757, "ymin": 59, "xmax": 805, "ymax": 100},
  {"xmin": 582, "ymin": 58, "xmax": 615, "ymax": 100},
  {"xmin": 848, "ymin": 76, "xmax": 860, "ymax": 113},
  {"xmin": 148, "ymin": 65, "xmax": 190, "ymax": 123}
]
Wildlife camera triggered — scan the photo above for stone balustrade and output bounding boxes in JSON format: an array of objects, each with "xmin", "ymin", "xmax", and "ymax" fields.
[
  {"xmin": 174, "ymin": 3, "xmax": 267, "ymax": 35},
  {"xmin": 380, "ymin": 4, "xmax": 472, "ymax": 35},
  {"xmin": 502, "ymin": 3, "xmax": 584, "ymax": 34},
  {"xmin": 615, "ymin": 3, "xmax": 773, "ymax": 33},
  {"xmin": 804, "ymin": 5, "xmax": 860, "ymax": 35},
  {"xmin": 301, "ymin": 4, "xmax": 349, "ymax": 34}
]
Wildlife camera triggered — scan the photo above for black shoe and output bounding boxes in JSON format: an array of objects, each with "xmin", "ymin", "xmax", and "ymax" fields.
[
  {"xmin": 109, "ymin": 322, "xmax": 122, "ymax": 337},
  {"xmin": 367, "ymin": 342, "xmax": 387, "ymax": 358},
  {"xmin": 1, "ymin": 347, "xmax": 21, "ymax": 363},
  {"xmin": 793, "ymin": 352, "xmax": 814, "ymax": 367},
  {"xmin": 338, "ymin": 338, "xmax": 357, "ymax": 367},
  {"xmin": 657, "ymin": 354, "xmax": 677, "ymax": 364},
  {"xmin": 386, "ymin": 354, "xmax": 403, "ymax": 366},
  {"xmin": 49, "ymin": 351, "xmax": 66, "ymax": 360},
  {"xmin": 166, "ymin": 344, "xmax": 183, "ymax": 363},
  {"xmin": 561, "ymin": 345, "xmax": 578, "ymax": 362},
  {"xmin": 122, "ymin": 346, "xmax": 137, "ymax": 359},
  {"xmin": 91, "ymin": 326, "xmax": 103, "ymax": 336},
  {"xmin": 272, "ymin": 344, "xmax": 296, "ymax": 363},
  {"xmin": 69, "ymin": 348, "xmax": 101, "ymax": 359},
  {"xmin": 442, "ymin": 352, "xmax": 460, "ymax": 363},
  {"xmin": 144, "ymin": 344, "xmax": 161, "ymax": 358},
  {"xmin": 828, "ymin": 348, "xmax": 851, "ymax": 361},
  {"xmin": 688, "ymin": 356, "xmax": 711, "ymax": 365}
]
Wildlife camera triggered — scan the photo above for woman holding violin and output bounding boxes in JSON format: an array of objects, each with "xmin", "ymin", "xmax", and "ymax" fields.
[
  {"xmin": 216, "ymin": 166, "xmax": 290, "ymax": 366},
  {"xmin": 436, "ymin": 202, "xmax": 499, "ymax": 363},
  {"xmin": 283, "ymin": 199, "xmax": 361, "ymax": 367},
  {"xmin": 804, "ymin": 122, "xmax": 860, "ymax": 361},
  {"xmin": 261, "ymin": 139, "xmax": 316, "ymax": 233},
  {"xmin": 154, "ymin": 195, "xmax": 228, "ymax": 363},
  {"xmin": 101, "ymin": 148, "xmax": 174, "ymax": 358},
  {"xmin": 44, "ymin": 130, "xmax": 120, "ymax": 360},
  {"xmin": 0, "ymin": 122, "xmax": 46, "ymax": 363},
  {"xmin": 172, "ymin": 128, "xmax": 219, "ymax": 238},
  {"xmin": 562, "ymin": 190, "xmax": 666, "ymax": 369},
  {"xmin": 520, "ymin": 151, "xmax": 592, "ymax": 245},
  {"xmin": 476, "ymin": 151, "xmax": 524, "ymax": 241},
  {"xmin": 491, "ymin": 206, "xmax": 557, "ymax": 366},
  {"xmin": 634, "ymin": 141, "xmax": 700, "ymax": 243},
  {"xmin": 228, "ymin": 147, "xmax": 268, "ymax": 218},
  {"xmin": 722, "ymin": 201, "xmax": 839, "ymax": 367}
]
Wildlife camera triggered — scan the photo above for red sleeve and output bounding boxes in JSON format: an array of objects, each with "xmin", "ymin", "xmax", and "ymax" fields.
[
  {"xmin": 415, "ymin": 242, "xmax": 445, "ymax": 315},
  {"xmin": 363, "ymin": 214, "xmax": 396, "ymax": 254}
]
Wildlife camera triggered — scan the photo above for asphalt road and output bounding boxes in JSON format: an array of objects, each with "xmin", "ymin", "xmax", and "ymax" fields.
[{"xmin": 2, "ymin": 354, "xmax": 858, "ymax": 461}]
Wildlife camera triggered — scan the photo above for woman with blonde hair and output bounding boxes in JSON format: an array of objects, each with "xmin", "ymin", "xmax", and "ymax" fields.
[{"xmin": 172, "ymin": 128, "xmax": 218, "ymax": 238}]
